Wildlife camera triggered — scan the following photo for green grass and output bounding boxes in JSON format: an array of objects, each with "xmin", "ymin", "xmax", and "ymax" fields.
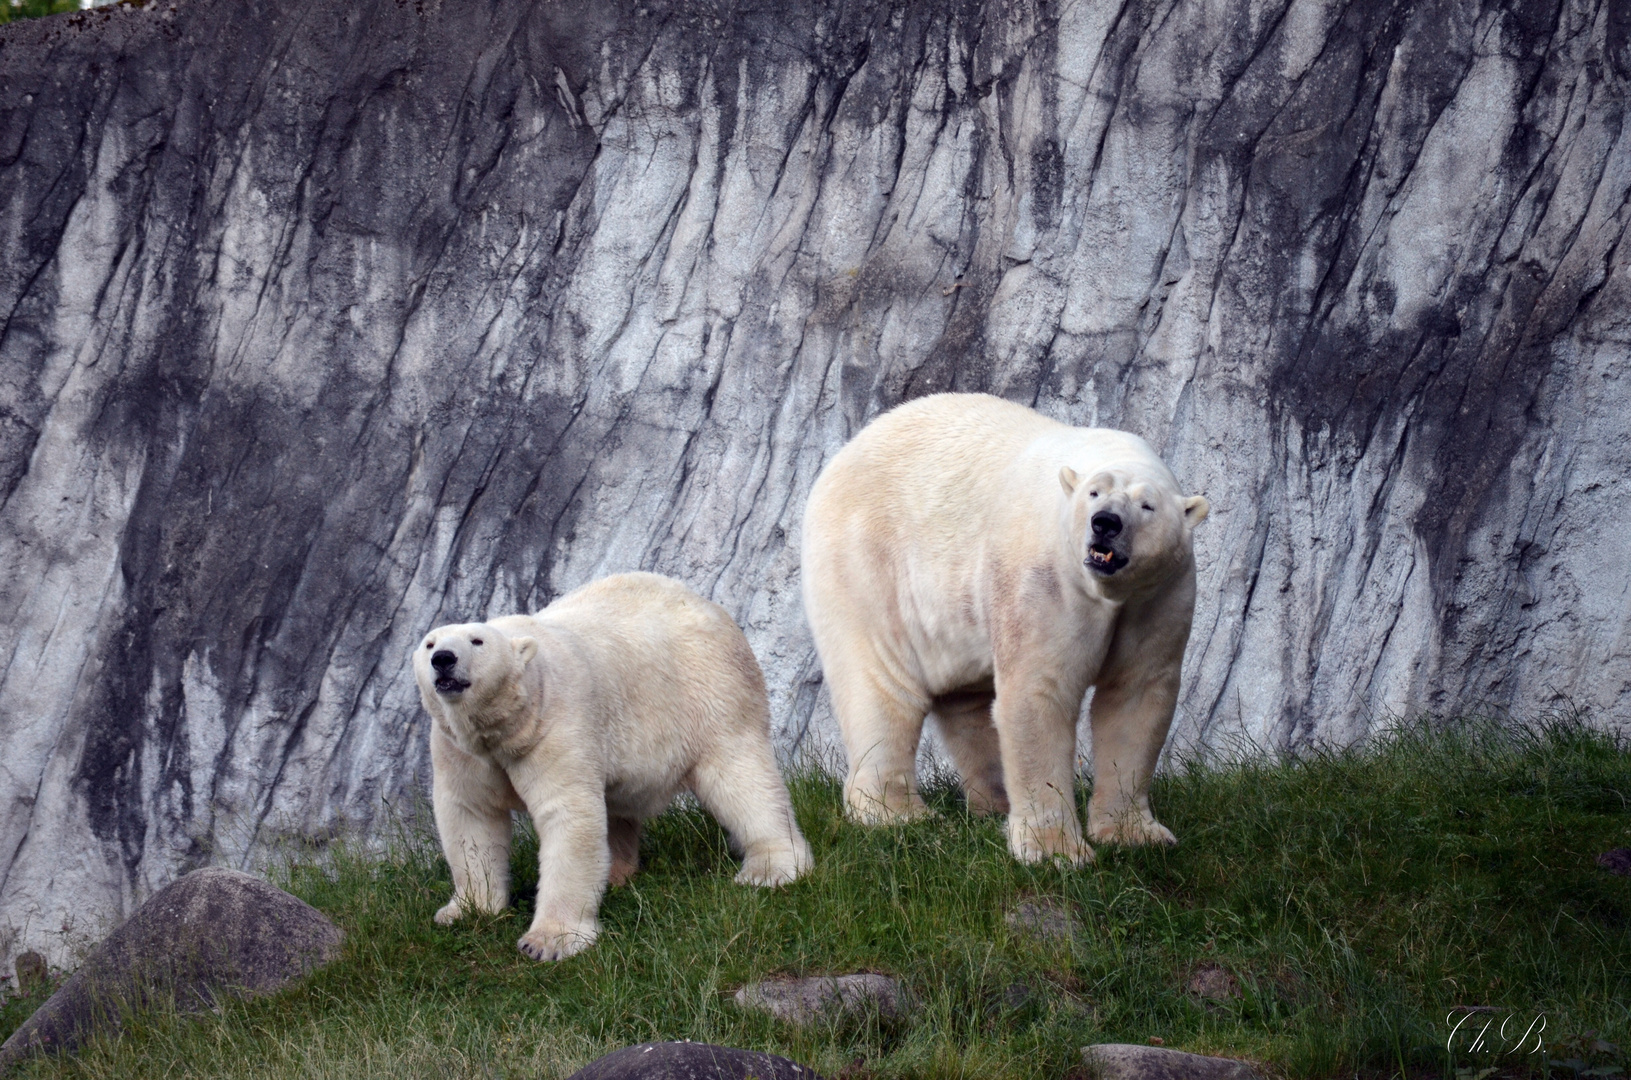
[
  {"xmin": 0, "ymin": 0, "xmax": 81, "ymax": 25},
  {"xmin": 4, "ymin": 715, "xmax": 1628, "ymax": 1080}
]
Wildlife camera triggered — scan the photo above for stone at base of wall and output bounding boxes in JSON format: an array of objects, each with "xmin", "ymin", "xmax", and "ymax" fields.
[
  {"xmin": 566, "ymin": 1042, "xmax": 826, "ymax": 1080},
  {"xmin": 1081, "ymin": 1043, "xmax": 1260, "ymax": 1080},
  {"xmin": 0, "ymin": 868, "xmax": 342, "ymax": 1071}
]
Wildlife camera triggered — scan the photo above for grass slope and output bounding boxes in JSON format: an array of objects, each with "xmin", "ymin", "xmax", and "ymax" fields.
[{"xmin": 3, "ymin": 717, "xmax": 1627, "ymax": 1080}]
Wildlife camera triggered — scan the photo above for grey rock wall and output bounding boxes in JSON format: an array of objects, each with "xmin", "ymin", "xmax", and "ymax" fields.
[{"xmin": 0, "ymin": 0, "xmax": 1626, "ymax": 970}]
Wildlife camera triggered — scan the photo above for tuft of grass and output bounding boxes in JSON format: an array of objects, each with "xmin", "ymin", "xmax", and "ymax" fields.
[
  {"xmin": 2, "ymin": 715, "xmax": 1627, "ymax": 1080},
  {"xmin": 0, "ymin": 0, "xmax": 80, "ymax": 25}
]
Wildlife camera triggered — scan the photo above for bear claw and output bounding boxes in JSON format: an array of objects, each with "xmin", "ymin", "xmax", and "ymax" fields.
[
  {"xmin": 1012, "ymin": 839, "xmax": 1096, "ymax": 867},
  {"xmin": 1087, "ymin": 817, "xmax": 1177, "ymax": 847},
  {"xmin": 1009, "ymin": 821, "xmax": 1096, "ymax": 867},
  {"xmin": 517, "ymin": 924, "xmax": 596, "ymax": 962}
]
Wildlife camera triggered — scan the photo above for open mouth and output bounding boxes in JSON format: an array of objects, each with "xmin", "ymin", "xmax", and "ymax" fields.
[
  {"xmin": 434, "ymin": 675, "xmax": 471, "ymax": 695},
  {"xmin": 1087, "ymin": 545, "xmax": 1128, "ymax": 575}
]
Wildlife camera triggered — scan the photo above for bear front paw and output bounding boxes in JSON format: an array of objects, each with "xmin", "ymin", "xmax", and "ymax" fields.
[
  {"xmin": 434, "ymin": 900, "xmax": 464, "ymax": 925},
  {"xmin": 735, "ymin": 843, "xmax": 813, "ymax": 888},
  {"xmin": 1008, "ymin": 820, "xmax": 1095, "ymax": 867},
  {"xmin": 517, "ymin": 922, "xmax": 597, "ymax": 962}
]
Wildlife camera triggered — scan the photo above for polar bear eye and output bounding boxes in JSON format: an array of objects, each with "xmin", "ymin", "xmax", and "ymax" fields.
[
  {"xmin": 471, "ymin": 638, "xmax": 484, "ymax": 646},
  {"xmin": 424, "ymin": 641, "xmax": 434, "ymax": 649},
  {"xmin": 1089, "ymin": 489, "xmax": 1099, "ymax": 498},
  {"xmin": 1142, "ymin": 503, "xmax": 1154, "ymax": 512}
]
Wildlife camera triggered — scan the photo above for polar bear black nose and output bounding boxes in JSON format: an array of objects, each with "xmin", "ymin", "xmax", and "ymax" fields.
[
  {"xmin": 431, "ymin": 650, "xmax": 459, "ymax": 672},
  {"xmin": 1091, "ymin": 511, "xmax": 1122, "ymax": 539}
]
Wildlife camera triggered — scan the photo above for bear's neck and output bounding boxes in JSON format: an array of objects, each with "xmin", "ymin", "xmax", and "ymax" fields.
[{"xmin": 455, "ymin": 678, "xmax": 535, "ymax": 750}]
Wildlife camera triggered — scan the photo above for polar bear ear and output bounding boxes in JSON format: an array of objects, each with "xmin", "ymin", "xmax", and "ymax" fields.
[
  {"xmin": 1183, "ymin": 495, "xmax": 1210, "ymax": 527},
  {"xmin": 1059, "ymin": 466, "xmax": 1081, "ymax": 494},
  {"xmin": 511, "ymin": 636, "xmax": 539, "ymax": 665}
]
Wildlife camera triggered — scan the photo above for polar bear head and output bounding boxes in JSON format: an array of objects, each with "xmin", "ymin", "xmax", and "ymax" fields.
[
  {"xmin": 413, "ymin": 621, "xmax": 539, "ymax": 705},
  {"xmin": 1059, "ymin": 465, "xmax": 1208, "ymax": 588}
]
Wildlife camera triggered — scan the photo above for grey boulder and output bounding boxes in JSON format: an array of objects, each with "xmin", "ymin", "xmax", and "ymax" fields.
[
  {"xmin": 11, "ymin": 952, "xmax": 48, "ymax": 997},
  {"xmin": 734, "ymin": 974, "xmax": 913, "ymax": 1024},
  {"xmin": 1597, "ymin": 848, "xmax": 1631, "ymax": 876},
  {"xmin": 1184, "ymin": 964, "xmax": 1242, "ymax": 1004},
  {"xmin": 1005, "ymin": 899, "xmax": 1086, "ymax": 947},
  {"xmin": 0, "ymin": 868, "xmax": 341, "ymax": 1068},
  {"xmin": 1082, "ymin": 1044, "xmax": 1259, "ymax": 1080},
  {"xmin": 566, "ymin": 1042, "xmax": 825, "ymax": 1080}
]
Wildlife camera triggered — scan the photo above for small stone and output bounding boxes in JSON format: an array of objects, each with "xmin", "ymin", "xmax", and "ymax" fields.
[
  {"xmin": 1186, "ymin": 963, "xmax": 1241, "ymax": 1002},
  {"xmin": 1058, "ymin": 993, "xmax": 1098, "ymax": 1021},
  {"xmin": 1082, "ymin": 1044, "xmax": 1259, "ymax": 1080},
  {"xmin": 1002, "ymin": 982, "xmax": 1034, "ymax": 1010},
  {"xmin": 1005, "ymin": 898, "xmax": 1085, "ymax": 945},
  {"xmin": 0, "ymin": 868, "xmax": 342, "ymax": 1068},
  {"xmin": 1597, "ymin": 848, "xmax": 1631, "ymax": 876},
  {"xmin": 734, "ymin": 974, "xmax": 913, "ymax": 1025},
  {"xmin": 13, "ymin": 952, "xmax": 48, "ymax": 996},
  {"xmin": 565, "ymin": 1041, "xmax": 826, "ymax": 1080}
]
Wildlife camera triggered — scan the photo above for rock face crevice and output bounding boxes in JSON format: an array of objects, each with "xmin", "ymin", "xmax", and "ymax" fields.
[{"xmin": 0, "ymin": 0, "xmax": 1626, "ymax": 969}]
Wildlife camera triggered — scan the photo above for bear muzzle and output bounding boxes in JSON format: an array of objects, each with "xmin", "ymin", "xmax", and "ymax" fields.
[
  {"xmin": 430, "ymin": 649, "xmax": 472, "ymax": 695},
  {"xmin": 1086, "ymin": 508, "xmax": 1131, "ymax": 574}
]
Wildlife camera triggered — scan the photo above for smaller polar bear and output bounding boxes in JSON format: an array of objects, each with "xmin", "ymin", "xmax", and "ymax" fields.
[
  {"xmin": 802, "ymin": 393, "xmax": 1209, "ymax": 866},
  {"xmin": 413, "ymin": 572, "xmax": 813, "ymax": 962}
]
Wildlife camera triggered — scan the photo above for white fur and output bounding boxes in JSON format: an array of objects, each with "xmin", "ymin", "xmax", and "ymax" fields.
[
  {"xmin": 801, "ymin": 393, "xmax": 1210, "ymax": 865},
  {"xmin": 413, "ymin": 572, "xmax": 813, "ymax": 962}
]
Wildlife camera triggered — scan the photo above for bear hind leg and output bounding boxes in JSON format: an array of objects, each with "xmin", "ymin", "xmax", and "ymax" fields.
[
  {"xmin": 828, "ymin": 660, "xmax": 931, "ymax": 824},
  {"xmin": 607, "ymin": 815, "xmax": 642, "ymax": 887},
  {"xmin": 930, "ymin": 688, "xmax": 1008, "ymax": 815},
  {"xmin": 690, "ymin": 738, "xmax": 813, "ymax": 888}
]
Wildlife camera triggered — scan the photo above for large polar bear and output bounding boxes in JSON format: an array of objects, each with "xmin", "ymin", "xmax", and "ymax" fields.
[
  {"xmin": 801, "ymin": 393, "xmax": 1209, "ymax": 866},
  {"xmin": 413, "ymin": 572, "xmax": 813, "ymax": 961}
]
